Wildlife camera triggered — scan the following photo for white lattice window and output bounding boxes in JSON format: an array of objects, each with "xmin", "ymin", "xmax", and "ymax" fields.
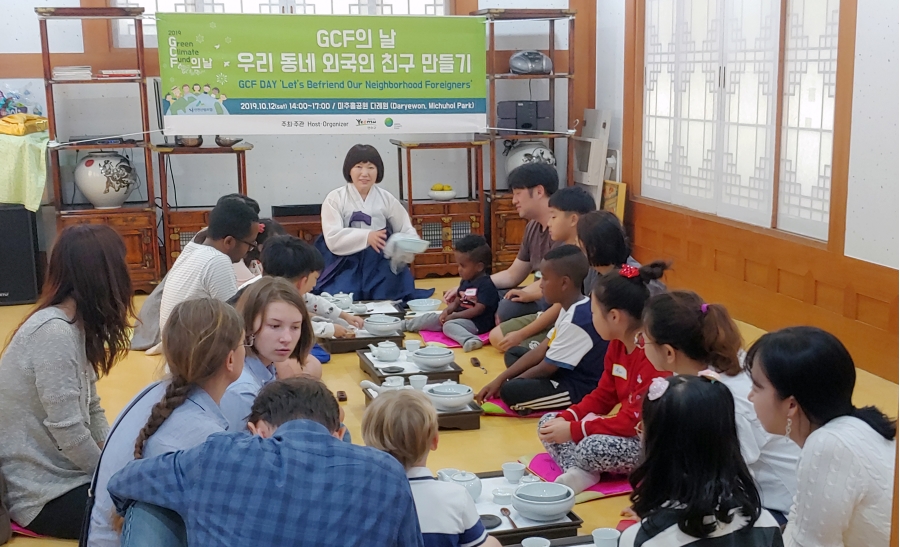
[
  {"xmin": 112, "ymin": 0, "xmax": 446, "ymax": 48},
  {"xmin": 642, "ymin": 0, "xmax": 839, "ymax": 237},
  {"xmin": 776, "ymin": 0, "xmax": 840, "ymax": 240}
]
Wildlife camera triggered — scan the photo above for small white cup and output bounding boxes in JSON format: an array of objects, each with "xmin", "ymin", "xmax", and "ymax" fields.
[
  {"xmin": 408, "ymin": 375, "xmax": 428, "ymax": 390},
  {"xmin": 383, "ymin": 376, "xmax": 404, "ymax": 387},
  {"xmin": 592, "ymin": 528, "xmax": 621, "ymax": 547},
  {"xmin": 501, "ymin": 462, "xmax": 526, "ymax": 484},
  {"xmin": 404, "ymin": 339, "xmax": 422, "ymax": 352},
  {"xmin": 519, "ymin": 475, "xmax": 541, "ymax": 484},
  {"xmin": 521, "ymin": 538, "xmax": 551, "ymax": 547},
  {"xmin": 491, "ymin": 488, "xmax": 512, "ymax": 505}
]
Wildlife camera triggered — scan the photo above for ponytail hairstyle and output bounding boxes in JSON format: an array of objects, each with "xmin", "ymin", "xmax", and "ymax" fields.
[
  {"xmin": 134, "ymin": 298, "xmax": 244, "ymax": 458},
  {"xmin": 630, "ymin": 375, "xmax": 761, "ymax": 537},
  {"xmin": 746, "ymin": 326, "xmax": 896, "ymax": 441},
  {"xmin": 235, "ymin": 276, "xmax": 314, "ymax": 364},
  {"xmin": 642, "ymin": 291, "xmax": 743, "ymax": 375},
  {"xmin": 592, "ymin": 261, "xmax": 670, "ymax": 325}
]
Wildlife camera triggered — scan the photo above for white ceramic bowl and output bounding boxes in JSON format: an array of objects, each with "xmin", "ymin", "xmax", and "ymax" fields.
[
  {"xmin": 410, "ymin": 348, "xmax": 454, "ymax": 370},
  {"xmin": 392, "ymin": 235, "xmax": 430, "ymax": 254},
  {"xmin": 428, "ymin": 190, "xmax": 457, "ymax": 201},
  {"xmin": 407, "ymin": 298, "xmax": 441, "ymax": 312},
  {"xmin": 512, "ymin": 484, "xmax": 575, "ymax": 522},
  {"xmin": 424, "ymin": 383, "xmax": 474, "ymax": 411},
  {"xmin": 364, "ymin": 315, "xmax": 402, "ymax": 336},
  {"xmin": 514, "ymin": 482, "xmax": 572, "ymax": 503}
]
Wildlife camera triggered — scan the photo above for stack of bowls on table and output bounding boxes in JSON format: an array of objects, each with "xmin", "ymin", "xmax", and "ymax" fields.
[
  {"xmin": 512, "ymin": 482, "xmax": 575, "ymax": 522},
  {"xmin": 363, "ymin": 314, "xmax": 402, "ymax": 336},
  {"xmin": 409, "ymin": 346, "xmax": 454, "ymax": 371},
  {"xmin": 423, "ymin": 382, "xmax": 474, "ymax": 411}
]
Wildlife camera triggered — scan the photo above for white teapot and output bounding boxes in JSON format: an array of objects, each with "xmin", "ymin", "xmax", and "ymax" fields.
[
  {"xmin": 451, "ymin": 471, "xmax": 482, "ymax": 501},
  {"xmin": 368, "ymin": 341, "xmax": 400, "ymax": 361},
  {"xmin": 333, "ymin": 292, "xmax": 353, "ymax": 309}
]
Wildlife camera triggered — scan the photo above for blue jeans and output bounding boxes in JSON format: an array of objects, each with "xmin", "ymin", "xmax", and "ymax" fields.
[{"xmin": 121, "ymin": 502, "xmax": 187, "ymax": 547}]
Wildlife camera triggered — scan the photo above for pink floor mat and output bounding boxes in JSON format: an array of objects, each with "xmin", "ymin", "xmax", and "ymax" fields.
[{"xmin": 419, "ymin": 330, "xmax": 491, "ymax": 349}]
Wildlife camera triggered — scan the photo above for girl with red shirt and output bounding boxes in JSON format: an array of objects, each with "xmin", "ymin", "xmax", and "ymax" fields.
[{"xmin": 537, "ymin": 262, "xmax": 671, "ymax": 494}]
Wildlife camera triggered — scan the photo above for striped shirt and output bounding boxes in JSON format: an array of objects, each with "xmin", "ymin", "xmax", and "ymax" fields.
[
  {"xmin": 619, "ymin": 507, "xmax": 783, "ymax": 547},
  {"xmin": 159, "ymin": 242, "xmax": 237, "ymax": 331},
  {"xmin": 407, "ymin": 467, "xmax": 488, "ymax": 547}
]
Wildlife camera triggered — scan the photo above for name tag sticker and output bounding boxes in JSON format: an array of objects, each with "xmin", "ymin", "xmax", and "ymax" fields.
[
  {"xmin": 612, "ymin": 364, "xmax": 627, "ymax": 379},
  {"xmin": 464, "ymin": 288, "xmax": 477, "ymax": 297}
]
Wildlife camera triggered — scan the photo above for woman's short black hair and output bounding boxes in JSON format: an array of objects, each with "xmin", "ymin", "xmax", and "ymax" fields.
[
  {"xmin": 577, "ymin": 210, "xmax": 630, "ymax": 267},
  {"xmin": 630, "ymin": 375, "xmax": 761, "ymax": 538},
  {"xmin": 343, "ymin": 144, "xmax": 385, "ymax": 183},
  {"xmin": 746, "ymin": 326, "xmax": 897, "ymax": 441}
]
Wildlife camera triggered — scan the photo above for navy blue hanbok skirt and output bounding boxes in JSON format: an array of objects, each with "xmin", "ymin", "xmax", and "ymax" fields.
[{"xmin": 313, "ymin": 236, "xmax": 434, "ymax": 303}]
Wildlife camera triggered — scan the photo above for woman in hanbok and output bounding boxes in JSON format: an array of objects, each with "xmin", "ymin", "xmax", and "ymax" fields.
[{"xmin": 315, "ymin": 144, "xmax": 434, "ymax": 302}]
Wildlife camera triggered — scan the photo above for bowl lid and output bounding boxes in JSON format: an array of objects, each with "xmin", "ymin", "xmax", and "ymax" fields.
[
  {"xmin": 365, "ymin": 315, "xmax": 400, "ymax": 324},
  {"xmin": 514, "ymin": 482, "xmax": 572, "ymax": 502},
  {"xmin": 427, "ymin": 384, "xmax": 472, "ymax": 396}
]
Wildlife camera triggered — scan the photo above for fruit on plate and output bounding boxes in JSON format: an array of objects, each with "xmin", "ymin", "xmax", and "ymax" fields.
[{"xmin": 430, "ymin": 184, "xmax": 453, "ymax": 191}]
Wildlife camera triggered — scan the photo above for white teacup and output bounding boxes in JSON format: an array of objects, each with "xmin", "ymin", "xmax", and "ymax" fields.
[
  {"xmin": 351, "ymin": 304, "xmax": 367, "ymax": 314},
  {"xmin": 521, "ymin": 538, "xmax": 551, "ymax": 547},
  {"xmin": 592, "ymin": 528, "xmax": 621, "ymax": 546},
  {"xmin": 404, "ymin": 339, "xmax": 422, "ymax": 352},
  {"xmin": 501, "ymin": 462, "xmax": 526, "ymax": 484},
  {"xmin": 408, "ymin": 374, "xmax": 428, "ymax": 390}
]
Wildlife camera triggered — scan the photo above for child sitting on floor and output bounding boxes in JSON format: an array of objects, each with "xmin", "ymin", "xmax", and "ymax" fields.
[
  {"xmin": 476, "ymin": 245, "xmax": 606, "ymax": 413},
  {"xmin": 362, "ymin": 390, "xmax": 501, "ymax": 547},
  {"xmin": 235, "ymin": 235, "xmax": 365, "ymax": 339},
  {"xmin": 619, "ymin": 375, "xmax": 783, "ymax": 546},
  {"xmin": 403, "ymin": 235, "xmax": 499, "ymax": 352},
  {"xmin": 490, "ymin": 187, "xmax": 596, "ymax": 357},
  {"xmin": 537, "ymin": 262, "xmax": 671, "ymax": 493}
]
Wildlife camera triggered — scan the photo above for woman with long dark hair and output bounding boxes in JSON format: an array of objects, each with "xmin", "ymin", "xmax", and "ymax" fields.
[
  {"xmin": 620, "ymin": 375, "xmax": 783, "ymax": 546},
  {"xmin": 747, "ymin": 327, "xmax": 896, "ymax": 547},
  {"xmin": 0, "ymin": 224, "xmax": 134, "ymax": 539}
]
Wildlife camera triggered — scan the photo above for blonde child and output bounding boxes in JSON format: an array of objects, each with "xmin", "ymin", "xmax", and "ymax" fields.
[
  {"xmin": 537, "ymin": 262, "xmax": 671, "ymax": 494},
  {"xmin": 362, "ymin": 390, "xmax": 502, "ymax": 547}
]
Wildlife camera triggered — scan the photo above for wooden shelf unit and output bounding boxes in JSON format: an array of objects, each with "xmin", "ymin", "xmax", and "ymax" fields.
[
  {"xmin": 37, "ymin": 6, "xmax": 160, "ymax": 292},
  {"xmin": 390, "ymin": 139, "xmax": 487, "ymax": 278},
  {"xmin": 474, "ymin": 8, "xmax": 577, "ymax": 272},
  {"xmin": 153, "ymin": 145, "xmax": 249, "ymax": 270}
]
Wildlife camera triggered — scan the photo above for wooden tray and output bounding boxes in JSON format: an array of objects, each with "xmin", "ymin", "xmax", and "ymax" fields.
[
  {"xmin": 362, "ymin": 387, "xmax": 483, "ymax": 430},
  {"xmin": 354, "ymin": 300, "xmax": 406, "ymax": 319},
  {"xmin": 357, "ymin": 349, "xmax": 462, "ymax": 384},
  {"xmin": 475, "ymin": 471, "xmax": 583, "ymax": 545},
  {"xmin": 317, "ymin": 333, "xmax": 405, "ymax": 354}
]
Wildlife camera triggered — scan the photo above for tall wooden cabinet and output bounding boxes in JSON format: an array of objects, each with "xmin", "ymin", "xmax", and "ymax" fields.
[
  {"xmin": 473, "ymin": 8, "xmax": 576, "ymax": 272},
  {"xmin": 37, "ymin": 6, "xmax": 160, "ymax": 292}
]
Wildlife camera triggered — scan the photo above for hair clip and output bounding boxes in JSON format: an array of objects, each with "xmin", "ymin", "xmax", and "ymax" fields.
[
  {"xmin": 700, "ymin": 303, "xmax": 709, "ymax": 314},
  {"xmin": 647, "ymin": 377, "xmax": 669, "ymax": 401},
  {"xmin": 697, "ymin": 369, "xmax": 721, "ymax": 383},
  {"xmin": 619, "ymin": 264, "xmax": 640, "ymax": 279},
  {"xmin": 258, "ymin": 224, "xmax": 266, "ymax": 234}
]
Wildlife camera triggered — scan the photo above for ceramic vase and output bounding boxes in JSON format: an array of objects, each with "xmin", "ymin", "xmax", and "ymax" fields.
[{"xmin": 73, "ymin": 152, "xmax": 138, "ymax": 209}]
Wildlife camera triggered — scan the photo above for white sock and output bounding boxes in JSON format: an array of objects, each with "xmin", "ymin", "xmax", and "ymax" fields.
[
  {"xmin": 463, "ymin": 338, "xmax": 483, "ymax": 352},
  {"xmin": 554, "ymin": 468, "xmax": 601, "ymax": 494}
]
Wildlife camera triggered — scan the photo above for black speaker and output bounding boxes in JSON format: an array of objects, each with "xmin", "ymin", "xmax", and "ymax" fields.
[{"xmin": 0, "ymin": 205, "xmax": 40, "ymax": 306}]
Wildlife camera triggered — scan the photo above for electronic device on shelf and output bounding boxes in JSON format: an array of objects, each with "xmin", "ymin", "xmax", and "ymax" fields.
[
  {"xmin": 69, "ymin": 135, "xmax": 133, "ymax": 145},
  {"xmin": 508, "ymin": 50, "xmax": 553, "ymax": 75},
  {"xmin": 496, "ymin": 100, "xmax": 554, "ymax": 134}
]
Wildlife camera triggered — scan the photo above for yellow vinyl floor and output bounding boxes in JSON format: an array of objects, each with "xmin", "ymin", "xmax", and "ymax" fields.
[{"xmin": 2, "ymin": 276, "xmax": 897, "ymax": 546}]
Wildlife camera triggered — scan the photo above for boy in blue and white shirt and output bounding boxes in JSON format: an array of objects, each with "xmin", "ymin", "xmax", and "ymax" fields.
[
  {"xmin": 476, "ymin": 245, "xmax": 608, "ymax": 414},
  {"xmin": 362, "ymin": 390, "xmax": 501, "ymax": 547}
]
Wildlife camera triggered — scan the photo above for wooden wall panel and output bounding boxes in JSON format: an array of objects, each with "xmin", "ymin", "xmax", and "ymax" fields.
[{"xmin": 628, "ymin": 199, "xmax": 899, "ymax": 382}]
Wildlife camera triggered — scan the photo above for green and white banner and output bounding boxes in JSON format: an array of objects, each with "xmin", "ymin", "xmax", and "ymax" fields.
[{"xmin": 156, "ymin": 13, "xmax": 486, "ymax": 135}]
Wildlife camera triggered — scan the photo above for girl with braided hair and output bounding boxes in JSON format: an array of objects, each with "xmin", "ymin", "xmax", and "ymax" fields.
[{"xmin": 85, "ymin": 298, "xmax": 245, "ymax": 547}]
